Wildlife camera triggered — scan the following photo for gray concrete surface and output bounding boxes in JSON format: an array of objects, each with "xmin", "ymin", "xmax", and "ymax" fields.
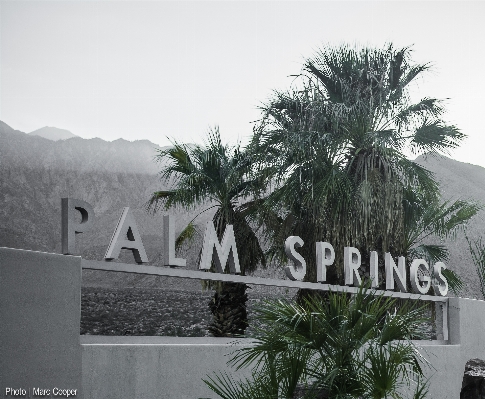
[
  {"xmin": 2, "ymin": 247, "xmax": 485, "ymax": 399},
  {"xmin": 80, "ymin": 298, "xmax": 485, "ymax": 399},
  {"xmin": 0, "ymin": 247, "xmax": 83, "ymax": 398},
  {"xmin": 82, "ymin": 336, "xmax": 253, "ymax": 399},
  {"xmin": 419, "ymin": 297, "xmax": 485, "ymax": 398}
]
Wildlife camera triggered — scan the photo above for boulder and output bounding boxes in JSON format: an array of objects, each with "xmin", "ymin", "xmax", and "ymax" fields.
[
  {"xmin": 292, "ymin": 384, "xmax": 328, "ymax": 399},
  {"xmin": 461, "ymin": 359, "xmax": 485, "ymax": 399}
]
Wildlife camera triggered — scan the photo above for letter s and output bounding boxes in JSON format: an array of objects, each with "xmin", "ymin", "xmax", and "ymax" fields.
[
  {"xmin": 284, "ymin": 236, "xmax": 306, "ymax": 281},
  {"xmin": 433, "ymin": 262, "xmax": 449, "ymax": 296}
]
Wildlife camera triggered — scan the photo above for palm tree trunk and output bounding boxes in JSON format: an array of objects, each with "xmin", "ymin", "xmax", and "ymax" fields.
[{"xmin": 208, "ymin": 282, "xmax": 248, "ymax": 337}]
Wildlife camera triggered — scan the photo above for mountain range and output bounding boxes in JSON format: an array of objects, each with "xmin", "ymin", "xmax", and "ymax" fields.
[
  {"xmin": 0, "ymin": 120, "xmax": 484, "ymax": 298},
  {"xmin": 0, "ymin": 121, "xmax": 165, "ymax": 174},
  {"xmin": 29, "ymin": 126, "xmax": 79, "ymax": 141}
]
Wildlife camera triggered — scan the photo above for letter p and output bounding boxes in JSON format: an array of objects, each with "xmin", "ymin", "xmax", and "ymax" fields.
[
  {"xmin": 62, "ymin": 198, "xmax": 94, "ymax": 255},
  {"xmin": 316, "ymin": 242, "xmax": 334, "ymax": 282}
]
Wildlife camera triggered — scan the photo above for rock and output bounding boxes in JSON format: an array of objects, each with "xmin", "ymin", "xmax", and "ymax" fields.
[
  {"xmin": 292, "ymin": 384, "xmax": 328, "ymax": 399},
  {"xmin": 461, "ymin": 359, "xmax": 485, "ymax": 399}
]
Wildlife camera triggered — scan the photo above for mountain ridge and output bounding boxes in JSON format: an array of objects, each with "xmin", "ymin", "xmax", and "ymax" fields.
[
  {"xmin": 1, "ymin": 121, "xmax": 484, "ymax": 298},
  {"xmin": 0, "ymin": 120, "xmax": 168, "ymax": 174},
  {"xmin": 29, "ymin": 126, "xmax": 79, "ymax": 141}
]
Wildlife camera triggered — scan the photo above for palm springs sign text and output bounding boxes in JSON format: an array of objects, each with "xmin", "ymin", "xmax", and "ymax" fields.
[{"xmin": 61, "ymin": 198, "xmax": 448, "ymax": 296}]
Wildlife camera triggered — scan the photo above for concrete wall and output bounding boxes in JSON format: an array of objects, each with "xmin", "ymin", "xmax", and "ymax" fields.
[
  {"xmin": 0, "ymin": 247, "xmax": 83, "ymax": 399},
  {"xmin": 81, "ymin": 298, "xmax": 485, "ymax": 399},
  {"xmin": 419, "ymin": 297, "xmax": 485, "ymax": 398},
  {"xmin": 81, "ymin": 336, "xmax": 253, "ymax": 399},
  {"xmin": 2, "ymin": 247, "xmax": 485, "ymax": 399}
]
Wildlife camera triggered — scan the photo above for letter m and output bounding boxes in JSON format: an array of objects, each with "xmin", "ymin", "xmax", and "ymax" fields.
[{"xmin": 199, "ymin": 221, "xmax": 241, "ymax": 274}]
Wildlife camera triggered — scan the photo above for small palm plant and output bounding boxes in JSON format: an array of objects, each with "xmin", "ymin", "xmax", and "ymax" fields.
[{"xmin": 203, "ymin": 286, "xmax": 430, "ymax": 399}]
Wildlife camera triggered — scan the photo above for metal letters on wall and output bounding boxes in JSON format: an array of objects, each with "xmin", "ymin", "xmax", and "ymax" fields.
[
  {"xmin": 284, "ymin": 236, "xmax": 306, "ymax": 281},
  {"xmin": 61, "ymin": 198, "xmax": 94, "ymax": 255},
  {"xmin": 316, "ymin": 241, "xmax": 334, "ymax": 283},
  {"xmin": 61, "ymin": 198, "xmax": 449, "ymax": 296},
  {"xmin": 344, "ymin": 246, "xmax": 362, "ymax": 286},
  {"xmin": 163, "ymin": 215, "xmax": 186, "ymax": 267},
  {"xmin": 199, "ymin": 222, "xmax": 241, "ymax": 274},
  {"xmin": 104, "ymin": 207, "xmax": 148, "ymax": 264},
  {"xmin": 385, "ymin": 253, "xmax": 407, "ymax": 293}
]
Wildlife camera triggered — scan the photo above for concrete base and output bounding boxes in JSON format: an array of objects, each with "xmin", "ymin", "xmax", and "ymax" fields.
[
  {"xmin": 2, "ymin": 247, "xmax": 485, "ymax": 399},
  {"xmin": 80, "ymin": 298, "xmax": 485, "ymax": 399},
  {"xmin": 420, "ymin": 297, "xmax": 485, "ymax": 399},
  {"xmin": 81, "ymin": 336, "xmax": 253, "ymax": 399},
  {"xmin": 0, "ymin": 248, "xmax": 82, "ymax": 399}
]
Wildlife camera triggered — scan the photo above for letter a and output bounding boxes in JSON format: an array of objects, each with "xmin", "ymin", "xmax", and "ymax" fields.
[
  {"xmin": 104, "ymin": 207, "xmax": 148, "ymax": 264},
  {"xmin": 199, "ymin": 222, "xmax": 241, "ymax": 274}
]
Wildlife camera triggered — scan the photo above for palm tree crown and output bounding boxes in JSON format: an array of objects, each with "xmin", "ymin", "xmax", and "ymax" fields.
[{"xmin": 249, "ymin": 44, "xmax": 470, "ymax": 287}]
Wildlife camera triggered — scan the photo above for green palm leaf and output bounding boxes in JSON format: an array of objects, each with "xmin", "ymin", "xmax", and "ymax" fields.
[
  {"xmin": 204, "ymin": 287, "xmax": 430, "ymax": 399},
  {"xmin": 249, "ymin": 43, "xmax": 468, "ymax": 289}
]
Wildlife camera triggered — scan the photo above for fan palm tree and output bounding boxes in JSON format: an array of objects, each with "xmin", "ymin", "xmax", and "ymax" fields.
[
  {"xmin": 402, "ymin": 188, "xmax": 481, "ymax": 294},
  {"xmin": 147, "ymin": 128, "xmax": 265, "ymax": 337},
  {"xmin": 249, "ymin": 44, "xmax": 468, "ymax": 293},
  {"xmin": 204, "ymin": 285, "xmax": 431, "ymax": 399}
]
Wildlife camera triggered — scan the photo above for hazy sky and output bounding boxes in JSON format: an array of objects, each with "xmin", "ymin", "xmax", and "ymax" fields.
[{"xmin": 1, "ymin": 1, "xmax": 484, "ymax": 166}]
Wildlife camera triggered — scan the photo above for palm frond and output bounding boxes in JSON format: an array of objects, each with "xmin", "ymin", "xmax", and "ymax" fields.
[
  {"xmin": 206, "ymin": 287, "xmax": 430, "ymax": 399},
  {"xmin": 409, "ymin": 244, "xmax": 449, "ymax": 264},
  {"xmin": 394, "ymin": 98, "xmax": 444, "ymax": 129},
  {"xmin": 410, "ymin": 120, "xmax": 465, "ymax": 155},
  {"xmin": 175, "ymin": 222, "xmax": 197, "ymax": 249},
  {"xmin": 404, "ymin": 197, "xmax": 480, "ymax": 254},
  {"xmin": 145, "ymin": 190, "xmax": 175, "ymax": 213},
  {"xmin": 441, "ymin": 269, "xmax": 464, "ymax": 296}
]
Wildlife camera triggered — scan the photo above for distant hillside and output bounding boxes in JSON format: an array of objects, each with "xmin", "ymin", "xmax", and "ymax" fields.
[
  {"xmin": 0, "ymin": 121, "xmax": 166, "ymax": 174},
  {"xmin": 0, "ymin": 120, "xmax": 212, "ymax": 252},
  {"xmin": 29, "ymin": 126, "xmax": 79, "ymax": 141},
  {"xmin": 0, "ymin": 121, "xmax": 217, "ymax": 289},
  {"xmin": 0, "ymin": 120, "xmax": 484, "ymax": 298}
]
